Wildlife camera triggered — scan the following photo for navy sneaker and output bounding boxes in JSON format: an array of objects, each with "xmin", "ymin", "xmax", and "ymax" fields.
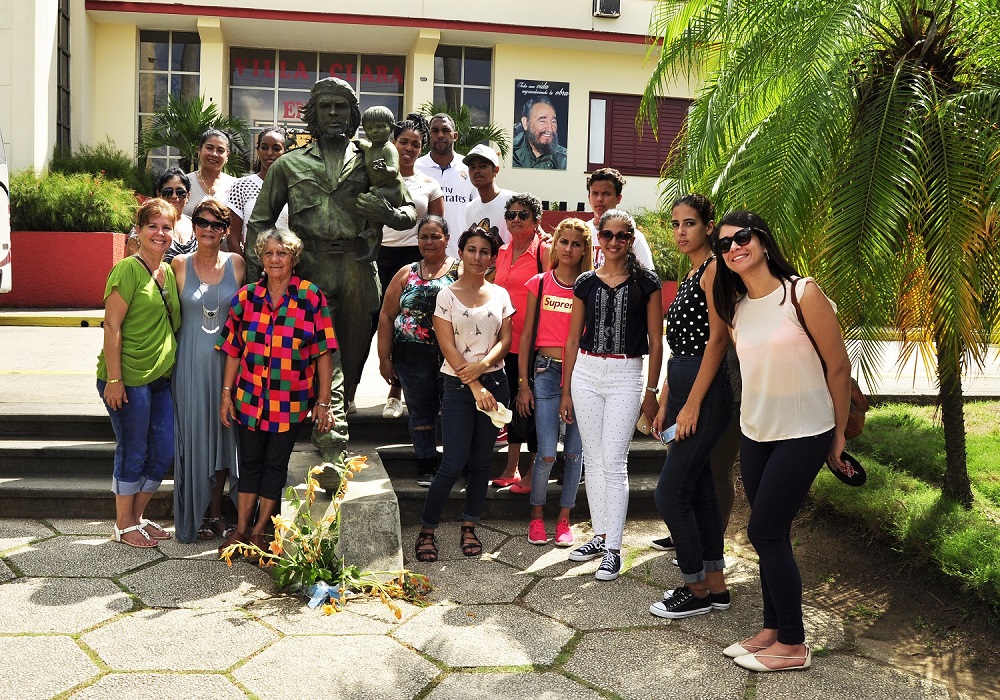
[
  {"xmin": 568, "ymin": 535, "xmax": 606, "ymax": 562},
  {"xmin": 650, "ymin": 586, "xmax": 713, "ymax": 619}
]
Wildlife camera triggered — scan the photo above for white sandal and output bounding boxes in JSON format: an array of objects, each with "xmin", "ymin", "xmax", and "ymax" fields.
[
  {"xmin": 139, "ymin": 518, "xmax": 172, "ymax": 540},
  {"xmin": 112, "ymin": 523, "xmax": 158, "ymax": 549}
]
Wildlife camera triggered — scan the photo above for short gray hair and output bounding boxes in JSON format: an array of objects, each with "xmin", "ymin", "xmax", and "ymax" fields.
[{"xmin": 254, "ymin": 228, "xmax": 303, "ymax": 267}]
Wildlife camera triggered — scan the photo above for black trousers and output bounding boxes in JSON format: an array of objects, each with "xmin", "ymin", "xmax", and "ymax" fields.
[{"xmin": 237, "ymin": 422, "xmax": 304, "ymax": 501}]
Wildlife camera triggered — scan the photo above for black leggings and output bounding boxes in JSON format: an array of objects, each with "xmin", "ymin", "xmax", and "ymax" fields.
[{"xmin": 740, "ymin": 429, "xmax": 832, "ymax": 645}]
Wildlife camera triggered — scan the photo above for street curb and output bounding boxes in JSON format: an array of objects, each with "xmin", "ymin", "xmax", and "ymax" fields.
[{"xmin": 0, "ymin": 314, "xmax": 104, "ymax": 327}]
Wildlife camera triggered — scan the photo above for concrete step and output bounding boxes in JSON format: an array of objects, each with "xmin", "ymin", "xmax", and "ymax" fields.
[{"xmin": 0, "ymin": 474, "xmax": 173, "ymax": 519}]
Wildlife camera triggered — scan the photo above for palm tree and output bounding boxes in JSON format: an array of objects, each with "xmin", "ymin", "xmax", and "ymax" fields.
[
  {"xmin": 642, "ymin": 0, "xmax": 1000, "ymax": 506},
  {"xmin": 137, "ymin": 94, "xmax": 252, "ymax": 175},
  {"xmin": 417, "ymin": 101, "xmax": 511, "ymax": 158}
]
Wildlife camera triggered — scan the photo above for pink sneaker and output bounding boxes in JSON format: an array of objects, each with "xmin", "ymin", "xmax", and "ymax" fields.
[
  {"xmin": 554, "ymin": 518, "xmax": 574, "ymax": 547},
  {"xmin": 527, "ymin": 519, "xmax": 548, "ymax": 545}
]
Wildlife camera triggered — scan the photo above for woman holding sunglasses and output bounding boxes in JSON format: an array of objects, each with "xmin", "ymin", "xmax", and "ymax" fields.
[
  {"xmin": 560, "ymin": 209, "xmax": 662, "ymax": 580},
  {"xmin": 713, "ymin": 211, "xmax": 851, "ymax": 672},
  {"xmin": 170, "ymin": 200, "xmax": 246, "ymax": 543},
  {"xmin": 491, "ymin": 193, "xmax": 550, "ymax": 493},
  {"xmin": 126, "ymin": 168, "xmax": 194, "ymax": 262},
  {"xmin": 648, "ymin": 194, "xmax": 733, "ymax": 620}
]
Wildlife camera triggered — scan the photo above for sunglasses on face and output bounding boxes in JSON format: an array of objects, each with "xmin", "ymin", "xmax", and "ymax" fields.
[
  {"xmin": 715, "ymin": 227, "xmax": 756, "ymax": 253},
  {"xmin": 159, "ymin": 187, "xmax": 187, "ymax": 199},
  {"xmin": 193, "ymin": 216, "xmax": 228, "ymax": 233},
  {"xmin": 504, "ymin": 210, "xmax": 532, "ymax": 221},
  {"xmin": 598, "ymin": 229, "xmax": 633, "ymax": 243}
]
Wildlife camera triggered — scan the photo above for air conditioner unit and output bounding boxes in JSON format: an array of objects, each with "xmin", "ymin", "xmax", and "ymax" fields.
[{"xmin": 593, "ymin": 0, "xmax": 621, "ymax": 19}]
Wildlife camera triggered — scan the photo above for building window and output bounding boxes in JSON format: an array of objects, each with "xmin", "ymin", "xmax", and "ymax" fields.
[
  {"xmin": 56, "ymin": 0, "xmax": 71, "ymax": 151},
  {"xmin": 229, "ymin": 49, "xmax": 405, "ymax": 135},
  {"xmin": 138, "ymin": 30, "xmax": 201, "ymax": 173},
  {"xmin": 587, "ymin": 93, "xmax": 691, "ymax": 177},
  {"xmin": 433, "ymin": 46, "xmax": 492, "ymax": 126}
]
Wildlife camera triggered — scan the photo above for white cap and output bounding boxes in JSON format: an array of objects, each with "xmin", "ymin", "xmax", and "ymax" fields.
[{"xmin": 462, "ymin": 143, "xmax": 500, "ymax": 168}]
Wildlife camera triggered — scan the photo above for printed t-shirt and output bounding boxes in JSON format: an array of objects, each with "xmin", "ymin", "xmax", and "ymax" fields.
[
  {"xmin": 434, "ymin": 284, "xmax": 515, "ymax": 376},
  {"xmin": 96, "ymin": 257, "xmax": 180, "ymax": 386},
  {"xmin": 466, "ymin": 188, "xmax": 515, "ymax": 247},
  {"xmin": 493, "ymin": 234, "xmax": 550, "ymax": 352},
  {"xmin": 216, "ymin": 275, "xmax": 338, "ymax": 432},
  {"xmin": 525, "ymin": 270, "xmax": 574, "ymax": 349},
  {"xmin": 574, "ymin": 268, "xmax": 661, "ymax": 357},
  {"xmin": 415, "ymin": 154, "xmax": 476, "ymax": 255}
]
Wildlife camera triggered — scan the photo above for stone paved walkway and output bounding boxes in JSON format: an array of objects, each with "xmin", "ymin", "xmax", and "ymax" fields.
[{"xmin": 0, "ymin": 517, "xmax": 958, "ymax": 700}]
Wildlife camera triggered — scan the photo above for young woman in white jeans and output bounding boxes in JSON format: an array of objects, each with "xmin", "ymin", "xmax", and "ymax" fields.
[{"xmin": 560, "ymin": 209, "xmax": 663, "ymax": 580}]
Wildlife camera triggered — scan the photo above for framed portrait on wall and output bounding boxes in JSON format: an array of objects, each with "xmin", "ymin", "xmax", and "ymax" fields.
[{"xmin": 513, "ymin": 79, "xmax": 569, "ymax": 170}]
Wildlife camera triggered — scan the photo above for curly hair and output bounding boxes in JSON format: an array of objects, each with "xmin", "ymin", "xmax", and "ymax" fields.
[
  {"xmin": 587, "ymin": 167, "xmax": 627, "ymax": 197},
  {"xmin": 392, "ymin": 112, "xmax": 430, "ymax": 149},
  {"xmin": 254, "ymin": 228, "xmax": 304, "ymax": 269},
  {"xmin": 504, "ymin": 192, "xmax": 542, "ymax": 221}
]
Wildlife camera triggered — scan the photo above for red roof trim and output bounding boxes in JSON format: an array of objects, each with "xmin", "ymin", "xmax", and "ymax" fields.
[{"xmin": 85, "ymin": 1, "xmax": 651, "ymax": 45}]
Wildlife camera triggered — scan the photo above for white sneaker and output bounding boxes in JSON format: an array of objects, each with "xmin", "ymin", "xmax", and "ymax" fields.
[{"xmin": 382, "ymin": 397, "xmax": 403, "ymax": 418}]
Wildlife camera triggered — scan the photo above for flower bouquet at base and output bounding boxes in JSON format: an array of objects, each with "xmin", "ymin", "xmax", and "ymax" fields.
[{"xmin": 220, "ymin": 455, "xmax": 431, "ymax": 616}]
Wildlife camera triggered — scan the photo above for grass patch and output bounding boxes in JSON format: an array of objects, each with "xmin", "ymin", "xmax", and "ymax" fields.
[{"xmin": 812, "ymin": 401, "xmax": 1000, "ymax": 609}]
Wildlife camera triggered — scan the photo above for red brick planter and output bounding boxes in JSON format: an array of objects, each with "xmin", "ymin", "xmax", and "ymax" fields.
[{"xmin": 0, "ymin": 231, "xmax": 126, "ymax": 308}]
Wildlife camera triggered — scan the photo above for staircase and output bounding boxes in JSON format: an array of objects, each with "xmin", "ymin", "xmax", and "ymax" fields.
[{"xmin": 0, "ymin": 406, "xmax": 670, "ymax": 520}]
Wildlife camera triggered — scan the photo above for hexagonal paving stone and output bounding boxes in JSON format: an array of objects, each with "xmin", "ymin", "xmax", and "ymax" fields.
[
  {"xmin": 493, "ymin": 535, "xmax": 597, "ymax": 578},
  {"xmin": 393, "ymin": 603, "xmax": 574, "ymax": 667},
  {"xmin": 234, "ymin": 635, "xmax": 438, "ymax": 700},
  {"xmin": 411, "ymin": 557, "xmax": 529, "ymax": 605},
  {"xmin": 155, "ymin": 536, "xmax": 228, "ymax": 560},
  {"xmin": 82, "ymin": 608, "xmax": 277, "ymax": 671},
  {"xmin": 47, "ymin": 518, "xmax": 119, "ymax": 536},
  {"xmin": 7, "ymin": 534, "xmax": 161, "ymax": 577},
  {"xmin": 0, "ymin": 635, "xmax": 100, "ymax": 700},
  {"xmin": 524, "ymin": 574, "xmax": 669, "ymax": 631},
  {"xmin": 566, "ymin": 629, "xmax": 749, "ymax": 700},
  {"xmin": 427, "ymin": 671, "xmax": 605, "ymax": 699},
  {"xmin": 0, "ymin": 519, "xmax": 55, "ymax": 554},
  {"xmin": 402, "ymin": 522, "xmax": 509, "ymax": 564},
  {"xmin": 119, "ymin": 559, "xmax": 276, "ymax": 608},
  {"xmin": 0, "ymin": 577, "xmax": 133, "ymax": 633},
  {"xmin": 70, "ymin": 672, "xmax": 246, "ymax": 699},
  {"xmin": 0, "ymin": 559, "xmax": 13, "ymax": 583},
  {"xmin": 755, "ymin": 653, "xmax": 949, "ymax": 699},
  {"xmin": 249, "ymin": 595, "xmax": 398, "ymax": 635}
]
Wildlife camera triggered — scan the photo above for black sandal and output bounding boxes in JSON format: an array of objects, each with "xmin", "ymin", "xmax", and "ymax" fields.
[
  {"xmin": 415, "ymin": 531, "xmax": 438, "ymax": 562},
  {"xmin": 460, "ymin": 525, "xmax": 483, "ymax": 557}
]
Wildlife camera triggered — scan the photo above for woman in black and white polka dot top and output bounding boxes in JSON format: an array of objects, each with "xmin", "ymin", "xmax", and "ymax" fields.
[{"xmin": 648, "ymin": 194, "xmax": 735, "ymax": 621}]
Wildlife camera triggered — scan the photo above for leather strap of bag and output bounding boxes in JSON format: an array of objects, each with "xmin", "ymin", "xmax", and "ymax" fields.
[
  {"xmin": 788, "ymin": 277, "xmax": 826, "ymax": 373},
  {"xmin": 133, "ymin": 255, "xmax": 176, "ymax": 329}
]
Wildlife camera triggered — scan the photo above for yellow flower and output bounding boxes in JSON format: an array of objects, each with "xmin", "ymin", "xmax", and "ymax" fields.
[
  {"xmin": 269, "ymin": 540, "xmax": 284, "ymax": 555},
  {"xmin": 322, "ymin": 603, "xmax": 334, "ymax": 615}
]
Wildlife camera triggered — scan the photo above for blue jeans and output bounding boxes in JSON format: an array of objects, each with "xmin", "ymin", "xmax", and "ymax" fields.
[
  {"xmin": 97, "ymin": 376, "xmax": 174, "ymax": 496},
  {"xmin": 420, "ymin": 370, "xmax": 510, "ymax": 528},
  {"xmin": 393, "ymin": 342, "xmax": 443, "ymax": 460},
  {"xmin": 529, "ymin": 355, "xmax": 582, "ymax": 509},
  {"xmin": 653, "ymin": 355, "xmax": 733, "ymax": 583}
]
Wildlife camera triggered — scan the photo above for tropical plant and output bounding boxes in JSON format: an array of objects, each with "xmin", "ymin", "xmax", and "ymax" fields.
[
  {"xmin": 641, "ymin": 0, "xmax": 1000, "ymax": 506},
  {"xmin": 418, "ymin": 101, "xmax": 511, "ymax": 158},
  {"xmin": 10, "ymin": 170, "xmax": 137, "ymax": 232},
  {"xmin": 221, "ymin": 455, "xmax": 431, "ymax": 616},
  {"xmin": 137, "ymin": 93, "xmax": 251, "ymax": 176},
  {"xmin": 50, "ymin": 138, "xmax": 155, "ymax": 195},
  {"xmin": 632, "ymin": 208, "xmax": 683, "ymax": 282}
]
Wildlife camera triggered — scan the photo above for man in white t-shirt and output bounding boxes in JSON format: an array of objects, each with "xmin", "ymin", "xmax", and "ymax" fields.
[
  {"xmin": 414, "ymin": 114, "xmax": 476, "ymax": 256},
  {"xmin": 587, "ymin": 167, "xmax": 655, "ymax": 271},
  {"xmin": 464, "ymin": 144, "xmax": 515, "ymax": 247}
]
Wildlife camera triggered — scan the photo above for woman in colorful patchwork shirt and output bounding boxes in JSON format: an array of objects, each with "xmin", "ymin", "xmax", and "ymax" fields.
[{"xmin": 216, "ymin": 228, "xmax": 337, "ymax": 555}]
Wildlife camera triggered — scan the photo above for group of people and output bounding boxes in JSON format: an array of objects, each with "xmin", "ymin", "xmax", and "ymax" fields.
[{"xmin": 97, "ymin": 76, "xmax": 854, "ymax": 674}]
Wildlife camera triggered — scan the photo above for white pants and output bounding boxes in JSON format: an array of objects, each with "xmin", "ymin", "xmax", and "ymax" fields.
[{"xmin": 570, "ymin": 352, "xmax": 644, "ymax": 550}]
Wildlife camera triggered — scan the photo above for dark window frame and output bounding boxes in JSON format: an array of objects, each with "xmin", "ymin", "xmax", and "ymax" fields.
[{"xmin": 56, "ymin": 0, "xmax": 71, "ymax": 151}]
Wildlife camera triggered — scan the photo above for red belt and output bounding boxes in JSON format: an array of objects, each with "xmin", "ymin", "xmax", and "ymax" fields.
[{"xmin": 580, "ymin": 349, "xmax": 640, "ymax": 360}]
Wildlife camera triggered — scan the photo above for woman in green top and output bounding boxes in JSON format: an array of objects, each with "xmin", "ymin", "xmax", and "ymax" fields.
[{"xmin": 97, "ymin": 198, "xmax": 182, "ymax": 549}]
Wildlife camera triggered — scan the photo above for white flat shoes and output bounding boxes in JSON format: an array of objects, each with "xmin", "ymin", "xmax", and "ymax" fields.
[
  {"xmin": 722, "ymin": 639, "xmax": 768, "ymax": 658},
  {"xmin": 734, "ymin": 645, "xmax": 811, "ymax": 672}
]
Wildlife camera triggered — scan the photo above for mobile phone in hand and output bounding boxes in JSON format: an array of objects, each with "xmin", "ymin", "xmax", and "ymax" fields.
[{"xmin": 657, "ymin": 423, "xmax": 677, "ymax": 445}]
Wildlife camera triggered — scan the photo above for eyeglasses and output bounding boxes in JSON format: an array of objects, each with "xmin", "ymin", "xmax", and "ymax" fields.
[
  {"xmin": 159, "ymin": 187, "xmax": 188, "ymax": 199},
  {"xmin": 193, "ymin": 216, "xmax": 228, "ymax": 233},
  {"xmin": 715, "ymin": 227, "xmax": 757, "ymax": 253},
  {"xmin": 598, "ymin": 229, "xmax": 634, "ymax": 243},
  {"xmin": 504, "ymin": 210, "xmax": 532, "ymax": 221}
]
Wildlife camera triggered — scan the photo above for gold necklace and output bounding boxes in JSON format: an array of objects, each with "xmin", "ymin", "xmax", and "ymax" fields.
[{"xmin": 197, "ymin": 170, "xmax": 216, "ymax": 196}]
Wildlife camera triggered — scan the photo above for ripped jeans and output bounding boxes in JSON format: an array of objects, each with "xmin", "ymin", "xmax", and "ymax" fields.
[{"xmin": 529, "ymin": 355, "xmax": 582, "ymax": 509}]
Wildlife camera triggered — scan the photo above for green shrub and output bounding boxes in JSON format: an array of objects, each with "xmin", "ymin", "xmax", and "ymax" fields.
[
  {"xmin": 50, "ymin": 139, "xmax": 155, "ymax": 195},
  {"xmin": 11, "ymin": 170, "xmax": 138, "ymax": 232},
  {"xmin": 632, "ymin": 208, "xmax": 683, "ymax": 281}
]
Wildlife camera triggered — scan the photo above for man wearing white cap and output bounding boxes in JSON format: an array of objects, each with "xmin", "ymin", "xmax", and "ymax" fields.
[{"xmin": 464, "ymin": 144, "xmax": 515, "ymax": 247}]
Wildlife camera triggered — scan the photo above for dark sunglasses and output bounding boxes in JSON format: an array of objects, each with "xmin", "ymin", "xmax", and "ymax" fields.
[
  {"xmin": 159, "ymin": 187, "xmax": 188, "ymax": 199},
  {"xmin": 504, "ymin": 210, "xmax": 532, "ymax": 221},
  {"xmin": 715, "ymin": 227, "xmax": 756, "ymax": 253},
  {"xmin": 193, "ymin": 216, "xmax": 228, "ymax": 233},
  {"xmin": 598, "ymin": 229, "xmax": 634, "ymax": 243}
]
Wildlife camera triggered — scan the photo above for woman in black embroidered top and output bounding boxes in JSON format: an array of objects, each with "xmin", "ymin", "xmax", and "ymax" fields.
[
  {"xmin": 560, "ymin": 209, "xmax": 663, "ymax": 581},
  {"xmin": 648, "ymin": 194, "xmax": 734, "ymax": 620}
]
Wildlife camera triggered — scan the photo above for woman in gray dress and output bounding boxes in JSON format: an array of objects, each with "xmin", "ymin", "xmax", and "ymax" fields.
[{"xmin": 170, "ymin": 199, "xmax": 246, "ymax": 542}]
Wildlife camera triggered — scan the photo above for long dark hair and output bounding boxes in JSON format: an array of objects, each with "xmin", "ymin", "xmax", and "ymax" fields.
[
  {"xmin": 252, "ymin": 127, "xmax": 286, "ymax": 174},
  {"xmin": 712, "ymin": 210, "xmax": 800, "ymax": 327}
]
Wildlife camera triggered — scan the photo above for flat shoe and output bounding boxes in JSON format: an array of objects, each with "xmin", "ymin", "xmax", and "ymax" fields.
[
  {"xmin": 139, "ymin": 519, "xmax": 172, "ymax": 540},
  {"xmin": 723, "ymin": 639, "xmax": 769, "ymax": 658},
  {"xmin": 508, "ymin": 481, "xmax": 531, "ymax": 495},
  {"xmin": 491, "ymin": 473, "xmax": 520, "ymax": 488},
  {"xmin": 734, "ymin": 646, "xmax": 811, "ymax": 672},
  {"xmin": 196, "ymin": 519, "xmax": 215, "ymax": 540},
  {"xmin": 111, "ymin": 523, "xmax": 158, "ymax": 549}
]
